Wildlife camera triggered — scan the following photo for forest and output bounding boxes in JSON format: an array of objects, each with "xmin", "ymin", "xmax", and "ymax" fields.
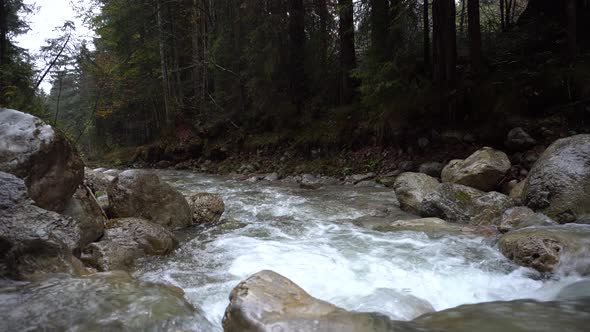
[
  {"xmin": 1, "ymin": 0, "xmax": 590, "ymax": 171},
  {"xmin": 3, "ymin": 1, "xmax": 590, "ymax": 331}
]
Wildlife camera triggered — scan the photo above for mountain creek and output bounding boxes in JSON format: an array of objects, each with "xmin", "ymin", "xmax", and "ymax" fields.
[{"xmin": 4, "ymin": 169, "xmax": 588, "ymax": 331}]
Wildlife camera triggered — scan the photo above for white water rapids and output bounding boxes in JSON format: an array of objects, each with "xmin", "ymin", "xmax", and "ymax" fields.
[{"xmin": 136, "ymin": 170, "xmax": 587, "ymax": 331}]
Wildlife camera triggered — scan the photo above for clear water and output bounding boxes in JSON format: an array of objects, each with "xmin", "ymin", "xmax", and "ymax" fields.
[{"xmin": 135, "ymin": 170, "xmax": 588, "ymax": 331}]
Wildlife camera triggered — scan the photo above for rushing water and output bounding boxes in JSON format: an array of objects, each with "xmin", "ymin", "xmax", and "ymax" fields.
[{"xmin": 131, "ymin": 170, "xmax": 589, "ymax": 331}]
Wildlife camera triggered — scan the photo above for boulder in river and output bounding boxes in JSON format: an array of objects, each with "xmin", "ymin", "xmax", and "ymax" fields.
[
  {"xmin": 0, "ymin": 172, "xmax": 87, "ymax": 279},
  {"xmin": 498, "ymin": 224, "xmax": 590, "ymax": 274},
  {"xmin": 421, "ymin": 183, "xmax": 515, "ymax": 225},
  {"xmin": 498, "ymin": 207, "xmax": 557, "ymax": 233},
  {"xmin": 222, "ymin": 270, "xmax": 414, "ymax": 332},
  {"xmin": 186, "ymin": 193, "xmax": 225, "ymax": 224},
  {"xmin": 414, "ymin": 297, "xmax": 590, "ymax": 332},
  {"xmin": 62, "ymin": 185, "xmax": 106, "ymax": 248},
  {"xmin": 373, "ymin": 218, "xmax": 462, "ymax": 237},
  {"xmin": 522, "ymin": 135, "xmax": 590, "ymax": 224},
  {"xmin": 0, "ymin": 108, "xmax": 84, "ymax": 212},
  {"xmin": 441, "ymin": 147, "xmax": 511, "ymax": 192},
  {"xmin": 84, "ymin": 168, "xmax": 115, "ymax": 196},
  {"xmin": 82, "ymin": 217, "xmax": 178, "ymax": 272},
  {"xmin": 107, "ymin": 170, "xmax": 192, "ymax": 229},
  {"xmin": 0, "ymin": 271, "xmax": 199, "ymax": 331},
  {"xmin": 394, "ymin": 172, "xmax": 440, "ymax": 214}
]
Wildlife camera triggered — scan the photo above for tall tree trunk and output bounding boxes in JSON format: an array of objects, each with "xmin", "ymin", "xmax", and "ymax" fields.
[
  {"xmin": 288, "ymin": 0, "xmax": 305, "ymax": 110},
  {"xmin": 157, "ymin": 0, "xmax": 173, "ymax": 135},
  {"xmin": 468, "ymin": 0, "xmax": 482, "ymax": 74},
  {"xmin": 432, "ymin": 0, "xmax": 457, "ymax": 115},
  {"xmin": 192, "ymin": 0, "xmax": 203, "ymax": 112},
  {"xmin": 423, "ymin": 0, "xmax": 431, "ymax": 73},
  {"xmin": 500, "ymin": 0, "xmax": 505, "ymax": 31},
  {"xmin": 567, "ymin": 0, "xmax": 577, "ymax": 59},
  {"xmin": 169, "ymin": 6, "xmax": 183, "ymax": 112},
  {"xmin": 54, "ymin": 73, "xmax": 64, "ymax": 126},
  {"xmin": 315, "ymin": 0, "xmax": 329, "ymax": 69},
  {"xmin": 0, "ymin": 0, "xmax": 6, "ymax": 106},
  {"xmin": 369, "ymin": 0, "xmax": 390, "ymax": 61},
  {"xmin": 505, "ymin": 0, "xmax": 512, "ymax": 28},
  {"xmin": 459, "ymin": 0, "xmax": 466, "ymax": 35},
  {"xmin": 338, "ymin": 0, "xmax": 357, "ymax": 104}
]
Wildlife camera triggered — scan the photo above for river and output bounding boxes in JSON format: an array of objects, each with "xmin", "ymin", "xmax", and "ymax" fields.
[{"xmin": 130, "ymin": 170, "xmax": 589, "ymax": 331}]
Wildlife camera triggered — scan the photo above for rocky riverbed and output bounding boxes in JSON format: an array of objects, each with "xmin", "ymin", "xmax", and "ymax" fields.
[{"xmin": 1, "ymin": 108, "xmax": 590, "ymax": 331}]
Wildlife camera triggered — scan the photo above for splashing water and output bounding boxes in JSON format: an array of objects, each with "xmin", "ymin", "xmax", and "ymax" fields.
[{"xmin": 136, "ymin": 170, "xmax": 588, "ymax": 331}]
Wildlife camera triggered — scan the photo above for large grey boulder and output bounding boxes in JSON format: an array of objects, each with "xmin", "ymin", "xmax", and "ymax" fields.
[
  {"xmin": 62, "ymin": 186, "xmax": 106, "ymax": 248},
  {"xmin": 82, "ymin": 217, "xmax": 178, "ymax": 272},
  {"xmin": 373, "ymin": 218, "xmax": 463, "ymax": 237},
  {"xmin": 107, "ymin": 170, "xmax": 192, "ymax": 229},
  {"xmin": 414, "ymin": 298, "xmax": 590, "ymax": 332},
  {"xmin": 441, "ymin": 147, "xmax": 511, "ymax": 191},
  {"xmin": 0, "ymin": 172, "xmax": 87, "ymax": 280},
  {"xmin": 498, "ymin": 224, "xmax": 590, "ymax": 274},
  {"xmin": 222, "ymin": 270, "xmax": 415, "ymax": 332},
  {"xmin": 0, "ymin": 272, "xmax": 197, "ymax": 331},
  {"xmin": 522, "ymin": 135, "xmax": 590, "ymax": 224},
  {"xmin": 84, "ymin": 168, "xmax": 115, "ymax": 196},
  {"xmin": 394, "ymin": 172, "xmax": 440, "ymax": 214},
  {"xmin": 421, "ymin": 183, "xmax": 515, "ymax": 225},
  {"xmin": 186, "ymin": 193, "xmax": 225, "ymax": 224},
  {"xmin": 0, "ymin": 108, "xmax": 84, "ymax": 212}
]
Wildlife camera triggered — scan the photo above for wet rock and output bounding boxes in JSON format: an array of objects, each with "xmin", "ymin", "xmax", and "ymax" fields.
[
  {"xmin": 418, "ymin": 162, "xmax": 444, "ymax": 178},
  {"xmin": 0, "ymin": 272, "xmax": 198, "ymax": 331},
  {"xmin": 441, "ymin": 147, "xmax": 511, "ymax": 191},
  {"xmin": 373, "ymin": 218, "xmax": 464, "ymax": 237},
  {"xmin": 421, "ymin": 184, "xmax": 515, "ymax": 225},
  {"xmin": 62, "ymin": 186, "xmax": 106, "ymax": 248},
  {"xmin": 223, "ymin": 270, "xmax": 414, "ymax": 332},
  {"xmin": 470, "ymin": 191, "xmax": 517, "ymax": 226},
  {"xmin": 84, "ymin": 168, "xmax": 115, "ymax": 196},
  {"xmin": 263, "ymin": 172, "xmax": 279, "ymax": 181},
  {"xmin": 356, "ymin": 288, "xmax": 435, "ymax": 320},
  {"xmin": 186, "ymin": 193, "xmax": 225, "ymax": 224},
  {"xmin": 414, "ymin": 297, "xmax": 590, "ymax": 332},
  {"xmin": 346, "ymin": 172, "xmax": 376, "ymax": 184},
  {"xmin": 394, "ymin": 172, "xmax": 440, "ymax": 214},
  {"xmin": 299, "ymin": 174, "xmax": 323, "ymax": 189},
  {"xmin": 355, "ymin": 180, "xmax": 383, "ymax": 188},
  {"xmin": 156, "ymin": 160, "xmax": 172, "ymax": 169},
  {"xmin": 555, "ymin": 280, "xmax": 590, "ymax": 301},
  {"xmin": 498, "ymin": 207, "xmax": 557, "ymax": 233},
  {"xmin": 505, "ymin": 127, "xmax": 536, "ymax": 151},
  {"xmin": 107, "ymin": 170, "xmax": 192, "ymax": 230},
  {"xmin": 245, "ymin": 175, "xmax": 262, "ymax": 183},
  {"xmin": 522, "ymin": 135, "xmax": 590, "ymax": 224},
  {"xmin": 509, "ymin": 180, "xmax": 525, "ymax": 200},
  {"xmin": 82, "ymin": 218, "xmax": 178, "ymax": 272},
  {"xmin": 0, "ymin": 172, "xmax": 87, "ymax": 279},
  {"xmin": 0, "ymin": 108, "xmax": 84, "ymax": 212},
  {"xmin": 376, "ymin": 176, "xmax": 397, "ymax": 187},
  {"xmin": 498, "ymin": 224, "xmax": 590, "ymax": 273}
]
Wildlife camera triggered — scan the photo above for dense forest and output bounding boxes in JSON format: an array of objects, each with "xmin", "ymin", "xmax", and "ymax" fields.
[{"xmin": 1, "ymin": 0, "xmax": 590, "ymax": 170}]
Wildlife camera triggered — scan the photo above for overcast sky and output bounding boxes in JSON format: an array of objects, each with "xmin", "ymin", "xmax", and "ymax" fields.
[{"xmin": 16, "ymin": 0, "xmax": 94, "ymax": 92}]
